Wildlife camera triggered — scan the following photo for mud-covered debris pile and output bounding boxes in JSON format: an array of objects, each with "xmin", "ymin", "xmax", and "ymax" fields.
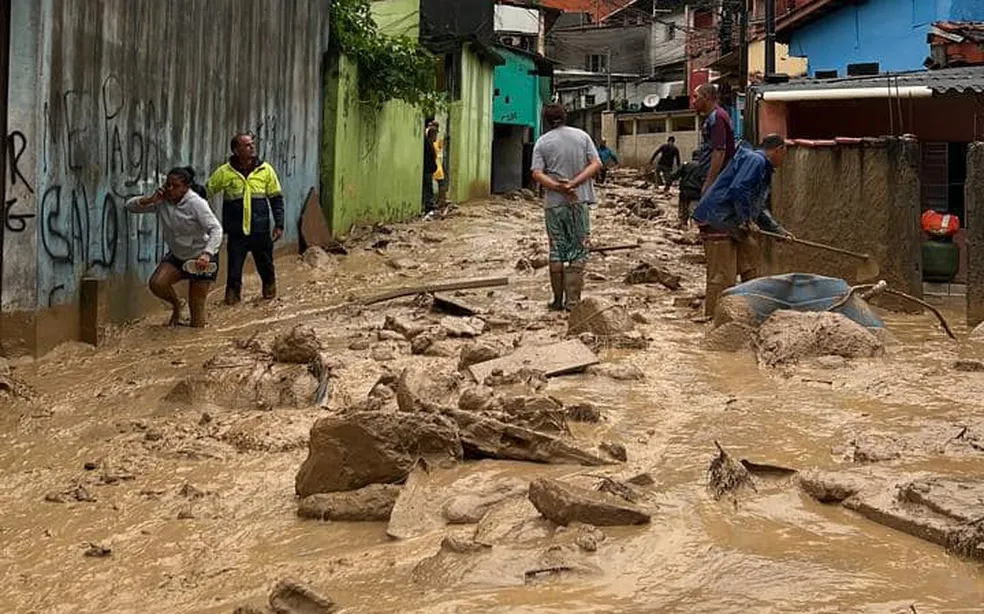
[
  {"xmin": 0, "ymin": 357, "xmax": 35, "ymax": 402},
  {"xmin": 799, "ymin": 471, "xmax": 984, "ymax": 562},
  {"xmin": 704, "ymin": 303, "xmax": 885, "ymax": 366}
]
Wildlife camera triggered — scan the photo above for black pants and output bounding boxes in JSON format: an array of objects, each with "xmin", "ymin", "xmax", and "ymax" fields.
[
  {"xmin": 226, "ymin": 232, "xmax": 275, "ymax": 294},
  {"xmin": 422, "ymin": 173, "xmax": 436, "ymax": 212}
]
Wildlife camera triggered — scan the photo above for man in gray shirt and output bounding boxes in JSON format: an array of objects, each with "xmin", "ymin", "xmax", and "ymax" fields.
[{"xmin": 531, "ymin": 104, "xmax": 602, "ymax": 311}]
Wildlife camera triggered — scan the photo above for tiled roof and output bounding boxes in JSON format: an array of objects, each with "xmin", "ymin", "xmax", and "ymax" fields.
[
  {"xmin": 931, "ymin": 21, "xmax": 984, "ymax": 43},
  {"xmin": 537, "ymin": 0, "xmax": 635, "ymax": 22},
  {"xmin": 754, "ymin": 66, "xmax": 984, "ymax": 95}
]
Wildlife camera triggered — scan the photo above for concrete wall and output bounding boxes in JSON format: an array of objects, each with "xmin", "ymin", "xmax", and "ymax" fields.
[
  {"xmin": 322, "ymin": 0, "xmax": 423, "ymax": 236},
  {"xmin": 748, "ymin": 40, "xmax": 807, "ymax": 79},
  {"xmin": 1, "ymin": 0, "xmax": 328, "ymax": 355},
  {"xmin": 493, "ymin": 48, "xmax": 541, "ymax": 135},
  {"xmin": 966, "ymin": 142, "xmax": 984, "ymax": 326},
  {"xmin": 787, "ymin": 0, "xmax": 984, "ymax": 75},
  {"xmin": 649, "ymin": 9, "xmax": 686, "ymax": 72},
  {"xmin": 765, "ymin": 138, "xmax": 923, "ymax": 308},
  {"xmin": 613, "ymin": 112, "xmax": 700, "ymax": 168},
  {"xmin": 322, "ymin": 54, "xmax": 422, "ymax": 236},
  {"xmin": 449, "ymin": 44, "xmax": 495, "ymax": 202}
]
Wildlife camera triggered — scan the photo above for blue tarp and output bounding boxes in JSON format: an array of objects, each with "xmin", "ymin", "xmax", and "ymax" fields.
[{"xmin": 721, "ymin": 273, "xmax": 884, "ymax": 329}]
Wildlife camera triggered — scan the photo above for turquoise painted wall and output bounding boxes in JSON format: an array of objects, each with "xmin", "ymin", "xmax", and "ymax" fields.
[
  {"xmin": 449, "ymin": 44, "xmax": 495, "ymax": 203},
  {"xmin": 322, "ymin": 0, "xmax": 423, "ymax": 235},
  {"xmin": 493, "ymin": 48, "xmax": 541, "ymax": 136}
]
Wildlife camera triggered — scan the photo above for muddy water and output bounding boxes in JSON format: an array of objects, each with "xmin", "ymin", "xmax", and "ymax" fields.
[{"xmin": 2, "ymin": 181, "xmax": 983, "ymax": 613}]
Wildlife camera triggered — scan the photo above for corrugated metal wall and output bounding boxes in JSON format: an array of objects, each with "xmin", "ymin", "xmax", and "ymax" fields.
[{"xmin": 2, "ymin": 0, "xmax": 329, "ymax": 311}]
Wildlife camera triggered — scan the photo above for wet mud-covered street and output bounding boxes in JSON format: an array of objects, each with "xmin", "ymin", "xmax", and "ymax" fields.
[{"xmin": 2, "ymin": 170, "xmax": 984, "ymax": 614}]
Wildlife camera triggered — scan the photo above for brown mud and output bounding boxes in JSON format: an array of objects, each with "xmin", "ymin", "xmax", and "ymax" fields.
[{"xmin": 2, "ymin": 168, "xmax": 984, "ymax": 613}]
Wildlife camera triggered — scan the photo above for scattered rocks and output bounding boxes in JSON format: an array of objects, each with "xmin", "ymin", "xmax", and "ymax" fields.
[
  {"xmin": 295, "ymin": 411, "xmax": 463, "ymax": 496},
  {"xmin": 457, "ymin": 386, "xmax": 498, "ymax": 412},
  {"xmin": 396, "ymin": 364, "xmax": 461, "ymax": 412},
  {"xmin": 440, "ymin": 534, "xmax": 492, "ymax": 554},
  {"xmin": 370, "ymin": 343, "xmax": 398, "ymax": 362},
  {"xmin": 348, "ymin": 338, "xmax": 371, "ymax": 351},
  {"xmin": 953, "ymin": 359, "xmax": 984, "ymax": 373},
  {"xmin": 272, "ymin": 324, "xmax": 323, "ymax": 364},
  {"xmin": 499, "ymin": 394, "xmax": 569, "ymax": 432},
  {"xmin": 528, "ymin": 478, "xmax": 650, "ymax": 526},
  {"xmin": 269, "ymin": 579, "xmax": 336, "ymax": 614},
  {"xmin": 297, "ymin": 484, "xmax": 401, "ymax": 521},
  {"xmin": 440, "ymin": 316, "xmax": 485, "ymax": 338},
  {"xmin": 567, "ymin": 297, "xmax": 634, "ymax": 337},
  {"xmin": 377, "ymin": 329, "xmax": 405, "ymax": 342},
  {"xmin": 600, "ymin": 441, "xmax": 628, "ymax": 462},
  {"xmin": 757, "ymin": 311, "xmax": 884, "ymax": 367},
  {"xmin": 83, "ymin": 542, "xmax": 112, "ymax": 558},
  {"xmin": 383, "ymin": 315, "xmax": 425, "ymax": 340},
  {"xmin": 448, "ymin": 409, "xmax": 609, "ymax": 466},
  {"xmin": 442, "ymin": 481, "xmax": 528, "ymax": 524},
  {"xmin": 573, "ymin": 524, "xmax": 606, "ymax": 552},
  {"xmin": 45, "ymin": 484, "xmax": 96, "ymax": 504},
  {"xmin": 623, "ymin": 262, "xmax": 681, "ymax": 290},
  {"xmin": 585, "ymin": 363, "xmax": 645, "ymax": 381},
  {"xmin": 566, "ymin": 402, "xmax": 602, "ymax": 423},
  {"xmin": 301, "ymin": 247, "xmax": 334, "ymax": 269}
]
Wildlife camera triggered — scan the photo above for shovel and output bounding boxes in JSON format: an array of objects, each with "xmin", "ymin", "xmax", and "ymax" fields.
[{"xmin": 757, "ymin": 229, "xmax": 881, "ymax": 281}]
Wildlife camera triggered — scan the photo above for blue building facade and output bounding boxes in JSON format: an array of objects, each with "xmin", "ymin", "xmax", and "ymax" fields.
[{"xmin": 787, "ymin": 0, "xmax": 984, "ymax": 76}]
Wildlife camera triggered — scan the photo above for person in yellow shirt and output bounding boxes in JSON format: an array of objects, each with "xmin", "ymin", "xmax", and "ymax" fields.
[
  {"xmin": 431, "ymin": 121, "xmax": 447, "ymax": 205},
  {"xmin": 206, "ymin": 133, "xmax": 285, "ymax": 305}
]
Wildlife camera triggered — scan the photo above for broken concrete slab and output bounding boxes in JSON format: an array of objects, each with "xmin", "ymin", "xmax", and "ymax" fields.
[
  {"xmin": 443, "ymin": 481, "xmax": 528, "ymax": 524},
  {"xmin": 585, "ymin": 363, "xmax": 645, "ymax": 381},
  {"xmin": 457, "ymin": 342, "xmax": 503, "ymax": 371},
  {"xmin": 269, "ymin": 579, "xmax": 336, "ymax": 614},
  {"xmin": 387, "ymin": 461, "xmax": 442, "ymax": 540},
  {"xmin": 441, "ymin": 316, "xmax": 485, "ymax": 338},
  {"xmin": 528, "ymin": 478, "xmax": 651, "ymax": 526},
  {"xmin": 295, "ymin": 411, "xmax": 462, "ymax": 497},
  {"xmin": 383, "ymin": 315, "xmax": 426, "ymax": 340},
  {"xmin": 468, "ymin": 340, "xmax": 598, "ymax": 383},
  {"xmin": 297, "ymin": 484, "xmax": 401, "ymax": 522},
  {"xmin": 799, "ymin": 470, "xmax": 984, "ymax": 561},
  {"xmin": 448, "ymin": 409, "xmax": 610, "ymax": 466}
]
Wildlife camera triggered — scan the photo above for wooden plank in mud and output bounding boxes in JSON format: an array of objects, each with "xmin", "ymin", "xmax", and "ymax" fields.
[
  {"xmin": 468, "ymin": 339, "xmax": 599, "ymax": 383},
  {"xmin": 432, "ymin": 292, "xmax": 484, "ymax": 316}
]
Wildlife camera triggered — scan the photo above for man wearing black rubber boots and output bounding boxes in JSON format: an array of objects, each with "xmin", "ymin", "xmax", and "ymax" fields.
[{"xmin": 207, "ymin": 133, "xmax": 286, "ymax": 305}]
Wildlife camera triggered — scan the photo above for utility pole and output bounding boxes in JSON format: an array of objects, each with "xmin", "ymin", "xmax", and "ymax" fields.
[
  {"xmin": 765, "ymin": 0, "xmax": 776, "ymax": 76},
  {"xmin": 606, "ymin": 47, "xmax": 613, "ymax": 111},
  {"xmin": 738, "ymin": 0, "xmax": 749, "ymax": 87}
]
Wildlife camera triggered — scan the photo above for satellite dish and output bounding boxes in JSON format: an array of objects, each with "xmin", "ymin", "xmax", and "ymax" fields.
[{"xmin": 643, "ymin": 94, "xmax": 661, "ymax": 108}]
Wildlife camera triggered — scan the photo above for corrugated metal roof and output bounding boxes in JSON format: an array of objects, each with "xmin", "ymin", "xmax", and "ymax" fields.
[{"xmin": 754, "ymin": 66, "xmax": 984, "ymax": 95}]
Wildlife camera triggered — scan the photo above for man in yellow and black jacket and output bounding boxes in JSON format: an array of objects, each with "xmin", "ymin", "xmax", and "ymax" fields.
[{"xmin": 207, "ymin": 133, "xmax": 285, "ymax": 305}]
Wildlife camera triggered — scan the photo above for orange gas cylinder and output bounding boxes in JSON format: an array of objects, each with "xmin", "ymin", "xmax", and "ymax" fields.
[{"xmin": 921, "ymin": 209, "xmax": 960, "ymax": 237}]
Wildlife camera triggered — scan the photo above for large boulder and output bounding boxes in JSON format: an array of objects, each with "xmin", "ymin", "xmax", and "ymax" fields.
[
  {"xmin": 567, "ymin": 297, "xmax": 634, "ymax": 337},
  {"xmin": 295, "ymin": 411, "xmax": 462, "ymax": 496},
  {"xmin": 458, "ymin": 342, "xmax": 503, "ymax": 371},
  {"xmin": 272, "ymin": 324, "xmax": 322, "ymax": 364},
  {"xmin": 528, "ymin": 478, "xmax": 651, "ymax": 526},
  {"xmin": 297, "ymin": 484, "xmax": 401, "ymax": 521}
]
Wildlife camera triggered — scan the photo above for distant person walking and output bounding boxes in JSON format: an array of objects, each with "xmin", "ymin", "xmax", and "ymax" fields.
[
  {"xmin": 667, "ymin": 150, "xmax": 703, "ymax": 227},
  {"xmin": 649, "ymin": 136, "xmax": 681, "ymax": 187},
  {"xmin": 423, "ymin": 123, "xmax": 438, "ymax": 214},
  {"xmin": 596, "ymin": 139, "xmax": 619, "ymax": 184},
  {"xmin": 125, "ymin": 167, "xmax": 223, "ymax": 327},
  {"xmin": 692, "ymin": 134, "xmax": 793, "ymax": 317},
  {"xmin": 430, "ymin": 120, "xmax": 448, "ymax": 204},
  {"xmin": 693, "ymin": 83, "xmax": 736, "ymax": 195},
  {"xmin": 531, "ymin": 104, "xmax": 603, "ymax": 311},
  {"xmin": 207, "ymin": 133, "xmax": 286, "ymax": 305}
]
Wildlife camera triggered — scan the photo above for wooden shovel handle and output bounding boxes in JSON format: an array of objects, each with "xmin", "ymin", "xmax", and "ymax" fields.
[{"xmin": 757, "ymin": 230, "xmax": 871, "ymax": 261}]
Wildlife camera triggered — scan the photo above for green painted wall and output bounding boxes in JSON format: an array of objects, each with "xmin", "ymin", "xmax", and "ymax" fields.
[
  {"xmin": 321, "ymin": 0, "xmax": 423, "ymax": 236},
  {"xmin": 449, "ymin": 44, "xmax": 494, "ymax": 203},
  {"xmin": 492, "ymin": 48, "xmax": 543, "ymax": 137}
]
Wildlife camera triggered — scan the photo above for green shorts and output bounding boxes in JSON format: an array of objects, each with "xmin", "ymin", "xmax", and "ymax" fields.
[{"xmin": 545, "ymin": 203, "xmax": 591, "ymax": 263}]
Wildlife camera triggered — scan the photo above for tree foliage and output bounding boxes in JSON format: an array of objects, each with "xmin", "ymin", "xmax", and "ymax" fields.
[{"xmin": 330, "ymin": 0, "xmax": 441, "ymax": 109}]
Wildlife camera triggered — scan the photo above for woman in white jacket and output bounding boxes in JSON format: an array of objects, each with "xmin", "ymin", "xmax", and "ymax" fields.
[{"xmin": 125, "ymin": 166, "xmax": 223, "ymax": 327}]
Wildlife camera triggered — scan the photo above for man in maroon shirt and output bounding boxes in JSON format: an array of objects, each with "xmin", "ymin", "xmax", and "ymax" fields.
[{"xmin": 693, "ymin": 83, "xmax": 735, "ymax": 195}]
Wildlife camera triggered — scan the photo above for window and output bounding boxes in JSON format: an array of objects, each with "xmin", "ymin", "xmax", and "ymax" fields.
[
  {"xmin": 666, "ymin": 24, "xmax": 676, "ymax": 41},
  {"xmin": 585, "ymin": 54, "xmax": 608, "ymax": 73},
  {"xmin": 584, "ymin": 94, "xmax": 596, "ymax": 106}
]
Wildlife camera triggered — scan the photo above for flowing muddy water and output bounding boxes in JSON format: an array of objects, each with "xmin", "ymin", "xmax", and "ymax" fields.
[{"xmin": 2, "ymin": 175, "xmax": 983, "ymax": 613}]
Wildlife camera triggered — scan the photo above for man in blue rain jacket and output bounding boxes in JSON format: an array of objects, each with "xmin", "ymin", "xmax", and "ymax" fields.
[{"xmin": 692, "ymin": 133, "xmax": 793, "ymax": 317}]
